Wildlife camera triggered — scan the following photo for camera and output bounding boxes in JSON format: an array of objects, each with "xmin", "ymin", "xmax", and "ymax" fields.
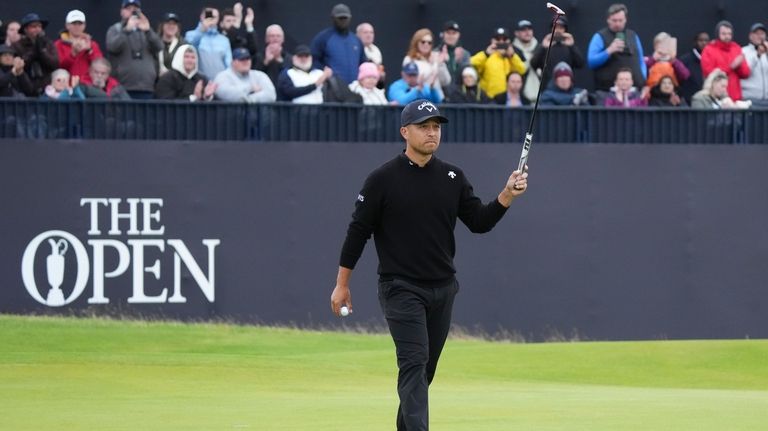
[
  {"xmin": 204, "ymin": 10, "xmax": 214, "ymax": 19},
  {"xmin": 553, "ymin": 34, "xmax": 565, "ymax": 44},
  {"xmin": 131, "ymin": 10, "xmax": 141, "ymax": 17}
]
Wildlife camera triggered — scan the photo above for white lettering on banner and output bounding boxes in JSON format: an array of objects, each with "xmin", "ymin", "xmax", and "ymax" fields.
[{"xmin": 21, "ymin": 198, "xmax": 220, "ymax": 307}]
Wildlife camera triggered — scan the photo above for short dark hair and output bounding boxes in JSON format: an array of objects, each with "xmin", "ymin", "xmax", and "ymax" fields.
[
  {"xmin": 616, "ymin": 67, "xmax": 633, "ymax": 78},
  {"xmin": 221, "ymin": 8, "xmax": 235, "ymax": 18},
  {"xmin": 607, "ymin": 3, "xmax": 628, "ymax": 18}
]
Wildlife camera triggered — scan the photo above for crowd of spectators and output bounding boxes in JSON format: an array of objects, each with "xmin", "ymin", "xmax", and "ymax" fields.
[{"xmin": 1, "ymin": 1, "xmax": 767, "ymax": 110}]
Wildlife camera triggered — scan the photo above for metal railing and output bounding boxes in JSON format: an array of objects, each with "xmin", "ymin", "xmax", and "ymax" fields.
[{"xmin": 1, "ymin": 100, "xmax": 766, "ymax": 143}]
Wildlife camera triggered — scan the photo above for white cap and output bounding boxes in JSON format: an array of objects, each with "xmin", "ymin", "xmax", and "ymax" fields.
[{"xmin": 66, "ymin": 10, "xmax": 86, "ymax": 24}]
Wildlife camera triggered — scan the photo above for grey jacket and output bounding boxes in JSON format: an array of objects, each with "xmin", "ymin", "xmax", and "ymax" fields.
[
  {"xmin": 214, "ymin": 68, "xmax": 276, "ymax": 103},
  {"xmin": 106, "ymin": 21, "xmax": 163, "ymax": 92}
]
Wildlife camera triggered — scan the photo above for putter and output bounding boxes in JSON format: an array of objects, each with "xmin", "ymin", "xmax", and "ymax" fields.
[{"xmin": 517, "ymin": 2, "xmax": 566, "ymax": 173}]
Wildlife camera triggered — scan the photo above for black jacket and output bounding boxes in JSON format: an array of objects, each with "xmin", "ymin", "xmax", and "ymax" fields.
[
  {"xmin": 12, "ymin": 34, "xmax": 59, "ymax": 95},
  {"xmin": 340, "ymin": 153, "xmax": 508, "ymax": 285},
  {"xmin": 0, "ymin": 65, "xmax": 36, "ymax": 98},
  {"xmin": 444, "ymin": 84, "xmax": 491, "ymax": 104},
  {"xmin": 155, "ymin": 69, "xmax": 206, "ymax": 100}
]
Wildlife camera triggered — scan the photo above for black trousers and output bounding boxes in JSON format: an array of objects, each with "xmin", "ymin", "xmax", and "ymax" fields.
[{"xmin": 377, "ymin": 278, "xmax": 459, "ymax": 431}]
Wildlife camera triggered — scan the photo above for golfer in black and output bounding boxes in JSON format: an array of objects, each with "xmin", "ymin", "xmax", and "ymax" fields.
[{"xmin": 330, "ymin": 99, "xmax": 528, "ymax": 431}]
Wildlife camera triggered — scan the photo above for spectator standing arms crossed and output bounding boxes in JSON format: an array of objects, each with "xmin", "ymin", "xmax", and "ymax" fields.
[
  {"xmin": 587, "ymin": 3, "xmax": 646, "ymax": 94},
  {"xmin": 106, "ymin": 0, "xmax": 162, "ymax": 99},
  {"xmin": 185, "ymin": 7, "xmax": 232, "ymax": 83},
  {"xmin": 310, "ymin": 4, "xmax": 366, "ymax": 85},
  {"xmin": 330, "ymin": 99, "xmax": 528, "ymax": 431}
]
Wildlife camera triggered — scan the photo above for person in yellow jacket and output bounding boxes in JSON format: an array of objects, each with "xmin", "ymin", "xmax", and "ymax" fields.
[{"xmin": 471, "ymin": 27, "xmax": 527, "ymax": 98}]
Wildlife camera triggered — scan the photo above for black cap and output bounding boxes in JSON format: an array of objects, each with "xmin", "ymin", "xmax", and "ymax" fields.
[
  {"xmin": 331, "ymin": 4, "xmax": 351, "ymax": 18},
  {"xmin": 294, "ymin": 44, "xmax": 311, "ymax": 56},
  {"xmin": 20, "ymin": 13, "xmax": 48, "ymax": 30},
  {"xmin": 750, "ymin": 22, "xmax": 767, "ymax": 33},
  {"xmin": 444, "ymin": 20, "xmax": 460, "ymax": 32},
  {"xmin": 555, "ymin": 16, "xmax": 568, "ymax": 29},
  {"xmin": 0, "ymin": 45, "xmax": 15, "ymax": 55},
  {"xmin": 162, "ymin": 12, "xmax": 180, "ymax": 23},
  {"xmin": 493, "ymin": 27, "xmax": 509, "ymax": 39},
  {"xmin": 516, "ymin": 19, "xmax": 533, "ymax": 30},
  {"xmin": 401, "ymin": 99, "xmax": 448, "ymax": 127},
  {"xmin": 122, "ymin": 0, "xmax": 142, "ymax": 8}
]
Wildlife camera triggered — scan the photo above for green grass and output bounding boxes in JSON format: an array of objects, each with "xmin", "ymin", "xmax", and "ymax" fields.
[{"xmin": 1, "ymin": 314, "xmax": 767, "ymax": 430}]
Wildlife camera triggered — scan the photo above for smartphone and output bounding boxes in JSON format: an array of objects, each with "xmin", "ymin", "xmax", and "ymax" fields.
[
  {"xmin": 496, "ymin": 42, "xmax": 509, "ymax": 50},
  {"xmin": 131, "ymin": 9, "xmax": 141, "ymax": 17},
  {"xmin": 616, "ymin": 31, "xmax": 626, "ymax": 41},
  {"xmin": 204, "ymin": 10, "xmax": 214, "ymax": 19}
]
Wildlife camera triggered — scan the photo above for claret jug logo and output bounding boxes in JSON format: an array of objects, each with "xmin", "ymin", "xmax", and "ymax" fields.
[{"xmin": 21, "ymin": 198, "xmax": 221, "ymax": 307}]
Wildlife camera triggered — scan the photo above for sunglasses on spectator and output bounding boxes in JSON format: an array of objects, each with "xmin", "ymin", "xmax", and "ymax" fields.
[{"xmin": 419, "ymin": 39, "xmax": 433, "ymax": 45}]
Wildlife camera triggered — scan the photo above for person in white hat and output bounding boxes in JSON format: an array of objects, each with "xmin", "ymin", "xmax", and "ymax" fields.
[{"xmin": 55, "ymin": 9, "xmax": 104, "ymax": 80}]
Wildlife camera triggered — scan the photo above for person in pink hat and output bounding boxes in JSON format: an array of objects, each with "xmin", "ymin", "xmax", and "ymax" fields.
[{"xmin": 348, "ymin": 61, "xmax": 388, "ymax": 104}]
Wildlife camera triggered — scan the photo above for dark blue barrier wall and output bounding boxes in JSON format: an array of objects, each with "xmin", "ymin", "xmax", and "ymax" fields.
[
  {"xmin": 2, "ymin": 139, "xmax": 767, "ymax": 340},
  {"xmin": 2, "ymin": 100, "xmax": 768, "ymax": 144}
]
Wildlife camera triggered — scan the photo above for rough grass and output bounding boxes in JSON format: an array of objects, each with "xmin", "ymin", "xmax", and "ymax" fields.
[{"xmin": 1, "ymin": 314, "xmax": 767, "ymax": 430}]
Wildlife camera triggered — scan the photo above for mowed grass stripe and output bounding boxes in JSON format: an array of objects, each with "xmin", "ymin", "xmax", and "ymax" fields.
[{"xmin": 1, "ymin": 314, "xmax": 767, "ymax": 431}]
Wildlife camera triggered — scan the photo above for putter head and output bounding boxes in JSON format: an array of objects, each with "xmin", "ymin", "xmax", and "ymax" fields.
[{"xmin": 546, "ymin": 2, "xmax": 566, "ymax": 15}]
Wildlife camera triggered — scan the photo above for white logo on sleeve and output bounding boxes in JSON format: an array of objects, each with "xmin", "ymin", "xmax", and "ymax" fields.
[
  {"xmin": 448, "ymin": 171, "xmax": 456, "ymax": 179},
  {"xmin": 357, "ymin": 194, "xmax": 365, "ymax": 202}
]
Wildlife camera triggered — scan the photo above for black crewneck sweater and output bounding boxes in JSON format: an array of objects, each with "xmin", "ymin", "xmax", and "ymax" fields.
[{"xmin": 339, "ymin": 153, "xmax": 508, "ymax": 286}]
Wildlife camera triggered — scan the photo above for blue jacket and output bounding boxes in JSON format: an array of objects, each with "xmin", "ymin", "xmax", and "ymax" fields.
[
  {"xmin": 387, "ymin": 79, "xmax": 442, "ymax": 105},
  {"xmin": 310, "ymin": 28, "xmax": 366, "ymax": 85},
  {"xmin": 539, "ymin": 80, "xmax": 585, "ymax": 106},
  {"xmin": 185, "ymin": 24, "xmax": 232, "ymax": 80}
]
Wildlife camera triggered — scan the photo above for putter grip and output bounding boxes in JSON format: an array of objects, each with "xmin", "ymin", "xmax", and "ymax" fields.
[{"xmin": 517, "ymin": 133, "xmax": 532, "ymax": 172}]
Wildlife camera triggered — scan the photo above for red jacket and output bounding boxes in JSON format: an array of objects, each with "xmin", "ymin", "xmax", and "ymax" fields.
[
  {"xmin": 701, "ymin": 40, "xmax": 750, "ymax": 101},
  {"xmin": 55, "ymin": 32, "xmax": 103, "ymax": 80}
]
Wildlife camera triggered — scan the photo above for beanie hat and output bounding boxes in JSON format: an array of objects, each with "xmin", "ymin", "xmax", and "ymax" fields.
[
  {"xmin": 553, "ymin": 61, "xmax": 573, "ymax": 79},
  {"xmin": 358, "ymin": 62, "xmax": 380, "ymax": 81},
  {"xmin": 715, "ymin": 20, "xmax": 733, "ymax": 37},
  {"xmin": 461, "ymin": 66, "xmax": 478, "ymax": 80}
]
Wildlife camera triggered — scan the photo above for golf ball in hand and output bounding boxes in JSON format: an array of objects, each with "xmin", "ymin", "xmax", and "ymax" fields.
[{"xmin": 340, "ymin": 306, "xmax": 349, "ymax": 317}]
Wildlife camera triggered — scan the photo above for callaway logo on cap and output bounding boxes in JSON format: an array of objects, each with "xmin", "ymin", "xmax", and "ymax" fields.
[{"xmin": 401, "ymin": 99, "xmax": 449, "ymax": 127}]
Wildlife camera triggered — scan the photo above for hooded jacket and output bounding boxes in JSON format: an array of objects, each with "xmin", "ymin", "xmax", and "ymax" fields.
[
  {"xmin": 55, "ymin": 31, "xmax": 103, "ymax": 80},
  {"xmin": 155, "ymin": 45, "xmax": 207, "ymax": 100},
  {"xmin": 701, "ymin": 39, "xmax": 751, "ymax": 101}
]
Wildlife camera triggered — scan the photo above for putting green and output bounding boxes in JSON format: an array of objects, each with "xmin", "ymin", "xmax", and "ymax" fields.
[{"xmin": 1, "ymin": 315, "xmax": 766, "ymax": 430}]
